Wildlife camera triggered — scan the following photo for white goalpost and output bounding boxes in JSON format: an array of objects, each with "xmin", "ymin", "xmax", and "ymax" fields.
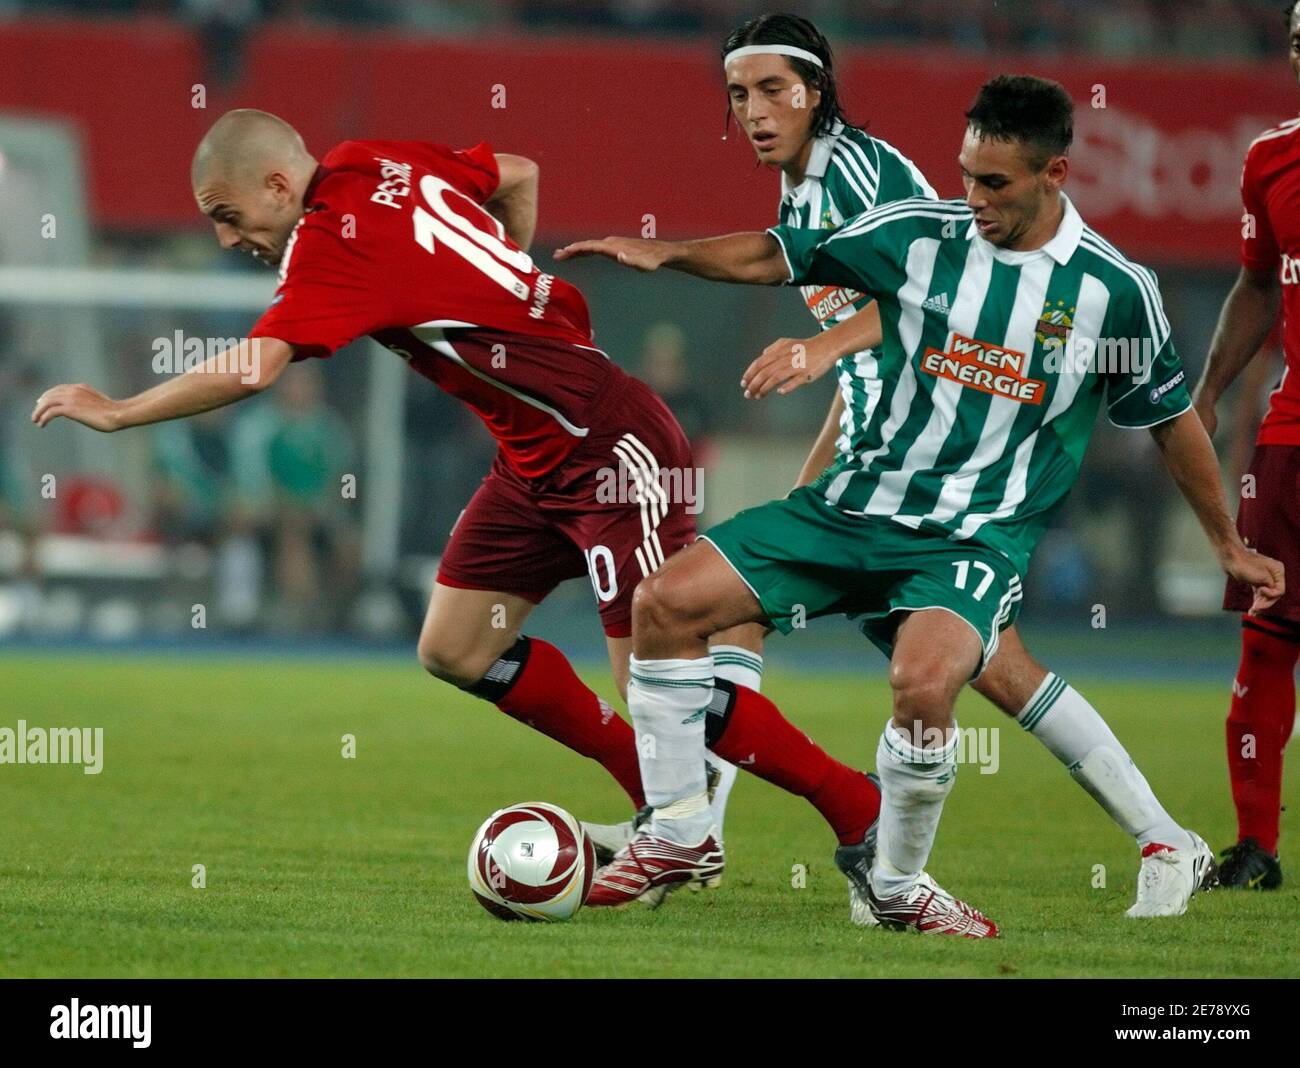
[{"xmin": 0, "ymin": 117, "xmax": 408, "ymax": 622}]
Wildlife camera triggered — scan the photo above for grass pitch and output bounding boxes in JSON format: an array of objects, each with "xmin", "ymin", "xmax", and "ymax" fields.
[{"xmin": 0, "ymin": 652, "xmax": 1296, "ymax": 978}]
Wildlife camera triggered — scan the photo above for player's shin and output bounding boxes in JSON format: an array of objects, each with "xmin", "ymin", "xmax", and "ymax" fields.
[
  {"xmin": 1017, "ymin": 672, "xmax": 1189, "ymax": 850},
  {"xmin": 704, "ymin": 680, "xmax": 880, "ymax": 845},
  {"xmin": 1226, "ymin": 621, "xmax": 1299, "ymax": 854},
  {"xmin": 871, "ymin": 721, "xmax": 959, "ymax": 894},
  {"xmin": 627, "ymin": 655, "xmax": 716, "ymax": 844},
  {"xmin": 465, "ymin": 635, "xmax": 645, "ymax": 808},
  {"xmin": 705, "ymin": 644, "xmax": 765, "ymax": 840}
]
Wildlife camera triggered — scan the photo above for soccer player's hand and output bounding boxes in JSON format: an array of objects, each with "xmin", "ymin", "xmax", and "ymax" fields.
[
  {"xmin": 553, "ymin": 237, "xmax": 672, "ymax": 272},
  {"xmin": 741, "ymin": 334, "xmax": 837, "ymax": 399},
  {"xmin": 1221, "ymin": 544, "xmax": 1285, "ymax": 614},
  {"xmin": 31, "ymin": 383, "xmax": 122, "ymax": 432}
]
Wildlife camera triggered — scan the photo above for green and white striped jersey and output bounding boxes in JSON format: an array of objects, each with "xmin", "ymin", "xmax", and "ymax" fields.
[
  {"xmin": 767, "ymin": 193, "xmax": 1192, "ymax": 575},
  {"xmin": 775, "ymin": 122, "xmax": 935, "ymax": 460}
]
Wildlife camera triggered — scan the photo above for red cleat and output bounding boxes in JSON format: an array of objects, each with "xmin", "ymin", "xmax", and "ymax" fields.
[
  {"xmin": 866, "ymin": 871, "xmax": 999, "ymax": 938},
  {"xmin": 586, "ymin": 832, "xmax": 724, "ymax": 909}
]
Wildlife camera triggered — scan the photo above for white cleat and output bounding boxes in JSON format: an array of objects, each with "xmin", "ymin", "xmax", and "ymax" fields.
[
  {"xmin": 581, "ymin": 808, "xmax": 707, "ymax": 905},
  {"xmin": 583, "ymin": 817, "xmax": 668, "ymax": 906},
  {"xmin": 587, "ymin": 761, "xmax": 730, "ymax": 896},
  {"xmin": 1125, "ymin": 831, "xmax": 1217, "ymax": 918},
  {"xmin": 586, "ymin": 831, "xmax": 724, "ymax": 909},
  {"xmin": 582, "ymin": 818, "xmax": 638, "ymax": 867},
  {"xmin": 866, "ymin": 870, "xmax": 999, "ymax": 938},
  {"xmin": 684, "ymin": 851, "xmax": 723, "ymax": 892},
  {"xmin": 847, "ymin": 883, "xmax": 879, "ymax": 927}
]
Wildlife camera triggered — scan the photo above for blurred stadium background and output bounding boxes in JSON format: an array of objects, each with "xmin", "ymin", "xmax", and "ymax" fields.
[{"xmin": 0, "ymin": 1, "xmax": 1294, "ymax": 677}]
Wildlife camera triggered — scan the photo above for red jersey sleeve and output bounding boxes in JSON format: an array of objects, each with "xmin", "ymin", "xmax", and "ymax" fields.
[
  {"xmin": 360, "ymin": 139, "xmax": 500, "ymax": 203},
  {"xmin": 1241, "ymin": 143, "xmax": 1280, "ymax": 272},
  {"xmin": 248, "ymin": 217, "xmax": 390, "ymax": 361}
]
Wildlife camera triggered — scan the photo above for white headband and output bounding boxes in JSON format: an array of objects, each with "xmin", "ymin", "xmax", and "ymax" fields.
[{"xmin": 723, "ymin": 44, "xmax": 825, "ymax": 70}]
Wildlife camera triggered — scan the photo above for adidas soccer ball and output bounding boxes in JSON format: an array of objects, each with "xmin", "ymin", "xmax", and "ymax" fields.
[{"xmin": 467, "ymin": 802, "xmax": 596, "ymax": 922}]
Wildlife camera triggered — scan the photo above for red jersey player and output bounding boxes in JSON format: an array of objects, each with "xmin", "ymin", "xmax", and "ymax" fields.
[
  {"xmin": 32, "ymin": 109, "xmax": 882, "ymax": 898},
  {"xmin": 1192, "ymin": 3, "xmax": 1300, "ymax": 890}
]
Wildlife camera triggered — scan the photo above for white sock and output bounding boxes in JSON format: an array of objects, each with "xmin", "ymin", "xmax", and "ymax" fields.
[
  {"xmin": 1018, "ymin": 673, "xmax": 1191, "ymax": 850},
  {"xmin": 627, "ymin": 654, "xmax": 715, "ymax": 844},
  {"xmin": 871, "ymin": 720, "xmax": 959, "ymax": 895},
  {"xmin": 709, "ymin": 645, "xmax": 763, "ymax": 692},
  {"xmin": 704, "ymin": 645, "xmax": 762, "ymax": 844}
]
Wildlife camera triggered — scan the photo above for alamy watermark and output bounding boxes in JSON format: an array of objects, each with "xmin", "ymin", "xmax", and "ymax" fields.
[
  {"xmin": 904, "ymin": 722, "xmax": 1001, "ymax": 775},
  {"xmin": 595, "ymin": 460, "xmax": 705, "ymax": 516},
  {"xmin": 1041, "ymin": 334, "xmax": 1156, "ymax": 381},
  {"xmin": 0, "ymin": 720, "xmax": 103, "ymax": 774},
  {"xmin": 151, "ymin": 332, "xmax": 261, "ymax": 384},
  {"xmin": 50, "ymin": 999, "xmax": 150, "ymax": 1047}
]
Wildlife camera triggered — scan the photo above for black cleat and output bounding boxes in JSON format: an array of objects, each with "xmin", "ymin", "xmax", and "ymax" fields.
[
  {"xmin": 833, "ymin": 772, "xmax": 882, "ymax": 926},
  {"xmin": 1216, "ymin": 837, "xmax": 1283, "ymax": 890}
]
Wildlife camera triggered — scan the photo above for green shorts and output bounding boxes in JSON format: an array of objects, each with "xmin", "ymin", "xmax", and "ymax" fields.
[{"xmin": 702, "ymin": 486, "xmax": 1023, "ymax": 673}]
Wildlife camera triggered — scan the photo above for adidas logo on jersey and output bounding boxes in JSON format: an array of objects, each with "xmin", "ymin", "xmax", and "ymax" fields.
[{"xmin": 921, "ymin": 292, "xmax": 951, "ymax": 315}]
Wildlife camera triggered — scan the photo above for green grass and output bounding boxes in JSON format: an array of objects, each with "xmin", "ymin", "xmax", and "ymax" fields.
[{"xmin": 0, "ymin": 653, "xmax": 1296, "ymax": 977}]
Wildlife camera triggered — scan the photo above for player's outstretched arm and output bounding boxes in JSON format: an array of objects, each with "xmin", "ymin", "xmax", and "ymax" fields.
[
  {"xmin": 1192, "ymin": 265, "xmax": 1279, "ymax": 437},
  {"xmin": 740, "ymin": 302, "xmax": 883, "ymax": 399},
  {"xmin": 1150, "ymin": 407, "xmax": 1285, "ymax": 612},
  {"xmin": 553, "ymin": 232, "xmax": 788, "ymax": 285},
  {"xmin": 32, "ymin": 337, "xmax": 294, "ymax": 433},
  {"xmin": 486, "ymin": 154, "xmax": 540, "ymax": 251}
]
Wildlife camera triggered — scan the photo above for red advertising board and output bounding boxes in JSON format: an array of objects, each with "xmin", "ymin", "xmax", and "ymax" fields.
[{"xmin": 0, "ymin": 18, "xmax": 1294, "ymax": 264}]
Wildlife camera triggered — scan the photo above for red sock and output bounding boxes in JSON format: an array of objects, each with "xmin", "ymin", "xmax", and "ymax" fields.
[
  {"xmin": 1226, "ymin": 620, "xmax": 1299, "ymax": 855},
  {"xmin": 709, "ymin": 683, "xmax": 880, "ymax": 845},
  {"xmin": 492, "ymin": 638, "xmax": 644, "ymax": 809}
]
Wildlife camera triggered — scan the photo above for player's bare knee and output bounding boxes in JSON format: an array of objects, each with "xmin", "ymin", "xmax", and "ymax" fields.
[
  {"xmin": 631, "ymin": 574, "xmax": 700, "ymax": 643},
  {"xmin": 892, "ymin": 678, "xmax": 952, "ymax": 721},
  {"xmin": 417, "ymin": 633, "xmax": 492, "ymax": 687},
  {"xmin": 416, "ymin": 640, "xmax": 464, "ymax": 684},
  {"xmin": 890, "ymin": 659, "xmax": 958, "ymax": 724}
]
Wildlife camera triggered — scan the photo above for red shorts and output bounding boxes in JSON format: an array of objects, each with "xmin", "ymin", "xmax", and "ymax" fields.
[
  {"xmin": 1224, "ymin": 444, "xmax": 1300, "ymax": 623},
  {"xmin": 437, "ymin": 374, "xmax": 699, "ymax": 637}
]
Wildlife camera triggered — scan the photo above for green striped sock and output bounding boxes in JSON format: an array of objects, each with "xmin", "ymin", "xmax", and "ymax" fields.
[{"xmin": 1018, "ymin": 672, "xmax": 1066, "ymax": 732}]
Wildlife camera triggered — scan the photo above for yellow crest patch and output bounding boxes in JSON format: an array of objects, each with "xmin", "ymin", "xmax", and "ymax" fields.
[{"xmin": 1035, "ymin": 299, "xmax": 1075, "ymax": 346}]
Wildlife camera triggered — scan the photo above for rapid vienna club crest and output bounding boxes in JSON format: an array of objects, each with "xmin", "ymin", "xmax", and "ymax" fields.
[{"xmin": 1034, "ymin": 299, "xmax": 1075, "ymax": 347}]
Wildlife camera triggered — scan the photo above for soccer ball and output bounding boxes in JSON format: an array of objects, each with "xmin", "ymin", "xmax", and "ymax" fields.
[{"xmin": 467, "ymin": 802, "xmax": 596, "ymax": 922}]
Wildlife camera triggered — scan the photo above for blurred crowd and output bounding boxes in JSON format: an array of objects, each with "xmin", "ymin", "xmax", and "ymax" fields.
[
  {"xmin": 0, "ymin": 315, "xmax": 365, "ymax": 635},
  {"xmin": 4, "ymin": 0, "xmax": 1296, "ymax": 62},
  {"xmin": 0, "ymin": 273, "xmax": 726, "ymax": 638},
  {"xmin": 149, "ymin": 362, "xmax": 361, "ymax": 633}
]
